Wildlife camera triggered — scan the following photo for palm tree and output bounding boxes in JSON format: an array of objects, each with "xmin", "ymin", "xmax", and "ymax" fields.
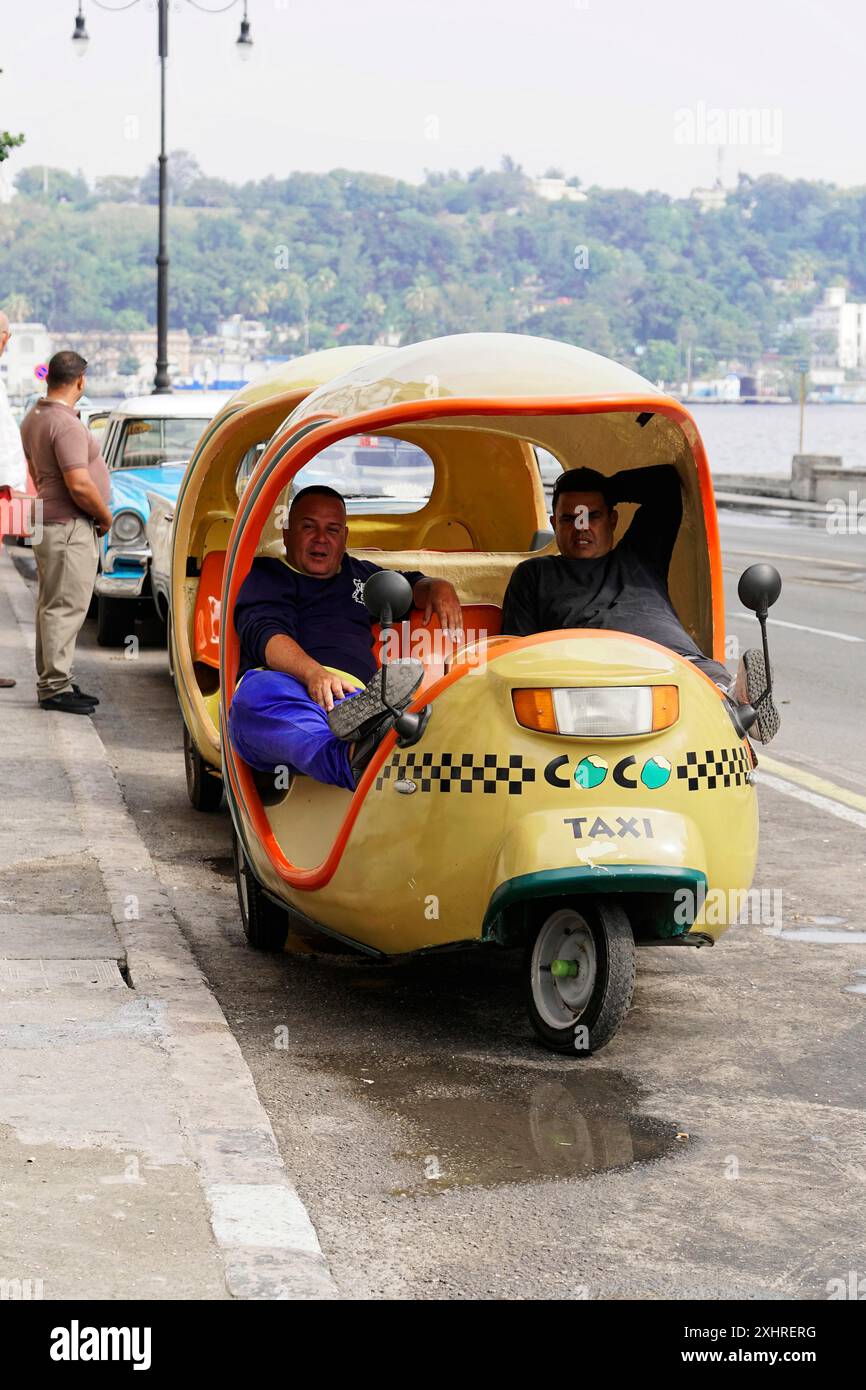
[
  {"xmin": 403, "ymin": 280, "xmax": 439, "ymax": 339},
  {"xmin": 3, "ymin": 293, "xmax": 31, "ymax": 322}
]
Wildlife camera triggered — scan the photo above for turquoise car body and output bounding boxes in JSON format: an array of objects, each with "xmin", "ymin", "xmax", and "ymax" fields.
[{"xmin": 95, "ymin": 463, "xmax": 187, "ymax": 603}]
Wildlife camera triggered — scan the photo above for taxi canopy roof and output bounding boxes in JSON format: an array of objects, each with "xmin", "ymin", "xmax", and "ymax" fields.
[
  {"xmin": 289, "ymin": 333, "xmax": 662, "ymax": 425},
  {"xmin": 223, "ymin": 346, "xmax": 389, "ymax": 413}
]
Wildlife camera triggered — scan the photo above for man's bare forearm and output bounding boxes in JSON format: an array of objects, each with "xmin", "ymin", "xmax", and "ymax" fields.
[
  {"xmin": 263, "ymin": 633, "xmax": 320, "ymax": 682},
  {"xmin": 65, "ymin": 476, "xmax": 112, "ymax": 528}
]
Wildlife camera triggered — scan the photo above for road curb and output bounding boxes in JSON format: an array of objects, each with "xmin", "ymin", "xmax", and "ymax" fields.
[{"xmin": 1, "ymin": 551, "xmax": 338, "ymax": 1300}]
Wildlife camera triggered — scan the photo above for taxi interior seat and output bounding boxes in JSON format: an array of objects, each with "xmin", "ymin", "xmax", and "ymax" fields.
[{"xmin": 251, "ymin": 764, "xmax": 293, "ymax": 806}]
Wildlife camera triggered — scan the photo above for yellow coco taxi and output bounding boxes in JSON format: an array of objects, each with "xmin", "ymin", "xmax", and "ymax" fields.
[
  {"xmin": 219, "ymin": 333, "xmax": 781, "ymax": 1055},
  {"xmin": 165, "ymin": 346, "xmax": 386, "ymax": 810}
]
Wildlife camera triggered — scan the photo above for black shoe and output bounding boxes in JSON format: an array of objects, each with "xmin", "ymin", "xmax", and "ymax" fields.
[
  {"xmin": 349, "ymin": 713, "xmax": 396, "ymax": 785},
  {"xmin": 742, "ymin": 648, "xmax": 780, "ymax": 744},
  {"xmin": 72, "ymin": 684, "xmax": 99, "ymax": 705},
  {"xmin": 329, "ymin": 660, "xmax": 423, "ymax": 741},
  {"xmin": 40, "ymin": 692, "xmax": 96, "ymax": 716}
]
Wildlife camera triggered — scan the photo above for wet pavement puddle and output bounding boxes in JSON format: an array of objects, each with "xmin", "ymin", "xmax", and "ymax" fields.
[
  {"xmin": 202, "ymin": 855, "xmax": 234, "ymax": 880},
  {"xmin": 765, "ymin": 918, "xmax": 866, "ymax": 943},
  {"xmin": 306, "ymin": 1055, "xmax": 682, "ymax": 1194}
]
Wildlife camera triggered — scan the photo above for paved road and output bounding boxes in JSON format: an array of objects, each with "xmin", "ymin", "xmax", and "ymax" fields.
[{"xmin": 9, "ymin": 507, "xmax": 865, "ymax": 1299}]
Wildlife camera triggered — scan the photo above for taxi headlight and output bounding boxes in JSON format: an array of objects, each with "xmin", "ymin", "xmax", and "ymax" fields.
[
  {"xmin": 512, "ymin": 686, "xmax": 679, "ymax": 737},
  {"xmin": 110, "ymin": 510, "xmax": 144, "ymax": 545}
]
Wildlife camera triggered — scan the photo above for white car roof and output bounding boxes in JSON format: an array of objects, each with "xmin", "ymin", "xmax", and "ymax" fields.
[{"xmin": 110, "ymin": 392, "xmax": 232, "ymax": 419}]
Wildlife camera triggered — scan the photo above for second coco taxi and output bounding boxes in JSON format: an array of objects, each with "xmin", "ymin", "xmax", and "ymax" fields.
[{"xmin": 217, "ymin": 332, "xmax": 781, "ymax": 1055}]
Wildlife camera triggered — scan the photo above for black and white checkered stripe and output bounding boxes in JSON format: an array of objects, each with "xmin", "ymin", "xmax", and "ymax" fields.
[
  {"xmin": 375, "ymin": 751, "xmax": 536, "ymax": 795},
  {"xmin": 676, "ymin": 747, "xmax": 751, "ymax": 792}
]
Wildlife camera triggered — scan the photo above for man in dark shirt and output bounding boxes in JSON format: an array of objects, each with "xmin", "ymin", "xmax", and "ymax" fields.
[
  {"xmin": 230, "ymin": 485, "xmax": 462, "ymax": 789},
  {"xmin": 502, "ymin": 465, "xmax": 779, "ymax": 742}
]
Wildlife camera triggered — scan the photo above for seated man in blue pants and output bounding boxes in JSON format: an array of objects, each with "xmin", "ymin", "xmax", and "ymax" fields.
[{"xmin": 229, "ymin": 485, "xmax": 462, "ymax": 790}]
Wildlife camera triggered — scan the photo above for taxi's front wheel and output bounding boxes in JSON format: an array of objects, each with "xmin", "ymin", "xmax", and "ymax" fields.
[
  {"xmin": 232, "ymin": 831, "xmax": 288, "ymax": 952},
  {"xmin": 526, "ymin": 900, "xmax": 635, "ymax": 1055}
]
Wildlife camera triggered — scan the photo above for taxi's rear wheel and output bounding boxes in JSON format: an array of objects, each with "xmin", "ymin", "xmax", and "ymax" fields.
[
  {"xmin": 183, "ymin": 724, "xmax": 223, "ymax": 812},
  {"xmin": 526, "ymin": 900, "xmax": 635, "ymax": 1056},
  {"xmin": 232, "ymin": 832, "xmax": 288, "ymax": 952}
]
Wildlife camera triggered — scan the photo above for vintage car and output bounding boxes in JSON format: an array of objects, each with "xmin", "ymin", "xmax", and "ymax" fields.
[
  {"xmin": 217, "ymin": 332, "xmax": 781, "ymax": 1054},
  {"xmin": 94, "ymin": 392, "xmax": 231, "ymax": 645}
]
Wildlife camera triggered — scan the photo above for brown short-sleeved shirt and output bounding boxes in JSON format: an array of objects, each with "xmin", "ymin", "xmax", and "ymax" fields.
[{"xmin": 20, "ymin": 399, "xmax": 111, "ymax": 525}]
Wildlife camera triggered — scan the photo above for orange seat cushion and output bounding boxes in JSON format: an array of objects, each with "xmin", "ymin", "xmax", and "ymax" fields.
[
  {"xmin": 373, "ymin": 604, "xmax": 502, "ymax": 682},
  {"xmin": 193, "ymin": 550, "xmax": 226, "ymax": 669}
]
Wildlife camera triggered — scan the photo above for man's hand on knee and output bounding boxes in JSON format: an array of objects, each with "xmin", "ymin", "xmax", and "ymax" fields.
[{"xmin": 306, "ymin": 665, "xmax": 358, "ymax": 712}]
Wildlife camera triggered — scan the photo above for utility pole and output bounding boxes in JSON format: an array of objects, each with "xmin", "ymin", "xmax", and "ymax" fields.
[
  {"xmin": 796, "ymin": 359, "xmax": 809, "ymax": 452},
  {"xmin": 154, "ymin": 0, "xmax": 171, "ymax": 393}
]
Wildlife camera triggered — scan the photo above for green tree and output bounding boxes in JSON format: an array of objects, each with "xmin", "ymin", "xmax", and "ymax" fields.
[
  {"xmin": 640, "ymin": 340, "xmax": 680, "ymax": 387},
  {"xmin": 14, "ymin": 165, "xmax": 89, "ymax": 204},
  {"xmin": 0, "ymin": 131, "xmax": 25, "ymax": 163}
]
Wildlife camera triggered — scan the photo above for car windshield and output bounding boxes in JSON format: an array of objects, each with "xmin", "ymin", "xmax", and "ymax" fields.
[
  {"xmin": 294, "ymin": 434, "xmax": 434, "ymax": 506},
  {"xmin": 117, "ymin": 417, "xmax": 209, "ymax": 468}
]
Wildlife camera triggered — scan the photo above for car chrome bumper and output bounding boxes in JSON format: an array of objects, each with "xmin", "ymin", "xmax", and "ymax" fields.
[
  {"xmin": 94, "ymin": 573, "xmax": 147, "ymax": 600},
  {"xmin": 102, "ymin": 547, "xmax": 150, "ymax": 573}
]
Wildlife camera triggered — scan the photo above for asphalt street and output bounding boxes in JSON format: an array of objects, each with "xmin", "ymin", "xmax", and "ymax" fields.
[{"xmin": 6, "ymin": 504, "xmax": 865, "ymax": 1299}]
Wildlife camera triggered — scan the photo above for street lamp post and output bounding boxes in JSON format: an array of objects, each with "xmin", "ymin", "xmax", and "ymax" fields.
[
  {"xmin": 154, "ymin": 0, "xmax": 170, "ymax": 392},
  {"xmin": 72, "ymin": 1, "xmax": 253, "ymax": 394}
]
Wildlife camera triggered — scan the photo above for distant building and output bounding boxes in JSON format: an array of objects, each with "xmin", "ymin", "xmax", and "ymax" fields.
[
  {"xmin": 690, "ymin": 180, "xmax": 727, "ymax": 214},
  {"xmin": 798, "ymin": 286, "xmax": 866, "ymax": 371},
  {"xmin": 0, "ymin": 322, "xmax": 52, "ymax": 398},
  {"xmin": 60, "ymin": 329, "xmax": 192, "ymax": 392},
  {"xmin": 533, "ymin": 177, "xmax": 586, "ymax": 204},
  {"xmin": 189, "ymin": 316, "xmax": 270, "ymax": 389}
]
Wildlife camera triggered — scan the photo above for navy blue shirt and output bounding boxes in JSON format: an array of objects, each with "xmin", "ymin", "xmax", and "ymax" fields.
[{"xmin": 234, "ymin": 554, "xmax": 425, "ymax": 685}]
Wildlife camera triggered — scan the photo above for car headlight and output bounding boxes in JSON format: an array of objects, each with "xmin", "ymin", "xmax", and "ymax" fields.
[
  {"xmin": 110, "ymin": 510, "xmax": 145, "ymax": 545},
  {"xmin": 512, "ymin": 686, "xmax": 679, "ymax": 737}
]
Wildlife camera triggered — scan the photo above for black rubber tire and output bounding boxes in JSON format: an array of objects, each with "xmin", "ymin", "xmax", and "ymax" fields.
[
  {"xmin": 183, "ymin": 723, "xmax": 223, "ymax": 812},
  {"xmin": 526, "ymin": 898, "xmax": 636, "ymax": 1056},
  {"xmin": 95, "ymin": 595, "xmax": 131, "ymax": 647},
  {"xmin": 232, "ymin": 831, "xmax": 288, "ymax": 952},
  {"xmin": 166, "ymin": 622, "xmax": 175, "ymax": 681}
]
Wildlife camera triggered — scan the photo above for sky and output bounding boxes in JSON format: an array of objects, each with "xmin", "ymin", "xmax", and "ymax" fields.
[{"xmin": 1, "ymin": 0, "xmax": 864, "ymax": 196}]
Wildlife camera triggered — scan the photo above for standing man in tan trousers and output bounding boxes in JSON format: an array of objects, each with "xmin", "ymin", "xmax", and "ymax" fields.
[
  {"xmin": 20, "ymin": 352, "xmax": 113, "ymax": 715},
  {"xmin": 0, "ymin": 311, "xmax": 28, "ymax": 691}
]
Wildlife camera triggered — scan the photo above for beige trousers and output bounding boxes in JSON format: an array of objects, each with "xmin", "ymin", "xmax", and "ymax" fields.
[{"xmin": 32, "ymin": 518, "xmax": 99, "ymax": 700}]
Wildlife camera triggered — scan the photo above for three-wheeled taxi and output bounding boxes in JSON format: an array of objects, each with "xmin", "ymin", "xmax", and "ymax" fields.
[
  {"xmin": 219, "ymin": 333, "xmax": 780, "ymax": 1054},
  {"xmin": 167, "ymin": 347, "xmax": 386, "ymax": 810}
]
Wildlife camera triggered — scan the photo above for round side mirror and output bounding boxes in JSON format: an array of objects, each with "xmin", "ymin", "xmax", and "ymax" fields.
[
  {"xmin": 362, "ymin": 569, "xmax": 414, "ymax": 623},
  {"xmin": 737, "ymin": 563, "xmax": 782, "ymax": 614}
]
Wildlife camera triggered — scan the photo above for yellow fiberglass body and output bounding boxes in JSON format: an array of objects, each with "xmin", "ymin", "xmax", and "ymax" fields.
[{"xmin": 219, "ymin": 333, "xmax": 772, "ymax": 1055}]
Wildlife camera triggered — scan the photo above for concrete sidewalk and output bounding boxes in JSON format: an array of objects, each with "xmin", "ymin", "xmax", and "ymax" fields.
[{"xmin": 0, "ymin": 543, "xmax": 336, "ymax": 1300}]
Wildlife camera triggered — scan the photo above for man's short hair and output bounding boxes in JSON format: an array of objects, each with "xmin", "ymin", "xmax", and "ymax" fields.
[
  {"xmin": 289, "ymin": 484, "xmax": 346, "ymax": 516},
  {"xmin": 552, "ymin": 467, "xmax": 613, "ymax": 512},
  {"xmin": 46, "ymin": 351, "xmax": 88, "ymax": 388}
]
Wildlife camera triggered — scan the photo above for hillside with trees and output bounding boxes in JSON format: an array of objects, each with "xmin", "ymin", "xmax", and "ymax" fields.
[{"xmin": 3, "ymin": 155, "xmax": 865, "ymax": 385}]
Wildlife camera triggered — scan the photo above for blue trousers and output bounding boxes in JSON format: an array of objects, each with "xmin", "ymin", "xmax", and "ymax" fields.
[{"xmin": 229, "ymin": 670, "xmax": 357, "ymax": 791}]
